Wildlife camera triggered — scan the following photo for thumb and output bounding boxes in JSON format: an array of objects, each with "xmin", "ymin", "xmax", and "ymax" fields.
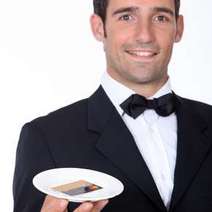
[{"xmin": 41, "ymin": 195, "xmax": 68, "ymax": 212}]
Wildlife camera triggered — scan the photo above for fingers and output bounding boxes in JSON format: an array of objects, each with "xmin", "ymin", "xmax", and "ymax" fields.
[
  {"xmin": 41, "ymin": 195, "xmax": 68, "ymax": 212},
  {"xmin": 73, "ymin": 202, "xmax": 93, "ymax": 212},
  {"xmin": 41, "ymin": 195, "xmax": 108, "ymax": 212},
  {"xmin": 92, "ymin": 200, "xmax": 109, "ymax": 212},
  {"xmin": 74, "ymin": 200, "xmax": 108, "ymax": 212}
]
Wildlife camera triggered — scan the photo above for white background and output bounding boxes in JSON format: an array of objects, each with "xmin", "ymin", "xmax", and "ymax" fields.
[{"xmin": 0, "ymin": 1, "xmax": 212, "ymax": 211}]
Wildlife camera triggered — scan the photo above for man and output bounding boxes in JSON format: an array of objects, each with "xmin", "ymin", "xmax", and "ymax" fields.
[{"xmin": 13, "ymin": 0, "xmax": 212, "ymax": 211}]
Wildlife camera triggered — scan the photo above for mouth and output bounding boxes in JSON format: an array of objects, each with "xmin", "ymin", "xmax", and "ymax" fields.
[{"xmin": 125, "ymin": 49, "xmax": 159, "ymax": 61}]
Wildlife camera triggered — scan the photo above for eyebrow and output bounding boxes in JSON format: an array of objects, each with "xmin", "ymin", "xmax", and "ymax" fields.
[
  {"xmin": 112, "ymin": 6, "xmax": 174, "ymax": 17},
  {"xmin": 153, "ymin": 7, "xmax": 175, "ymax": 16},
  {"xmin": 112, "ymin": 6, "xmax": 139, "ymax": 16}
]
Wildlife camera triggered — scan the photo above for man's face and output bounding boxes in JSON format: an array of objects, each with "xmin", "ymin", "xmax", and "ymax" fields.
[{"xmin": 91, "ymin": 0, "xmax": 184, "ymax": 90}]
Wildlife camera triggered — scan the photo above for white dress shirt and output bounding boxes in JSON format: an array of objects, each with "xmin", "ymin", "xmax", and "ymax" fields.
[{"xmin": 101, "ymin": 72, "xmax": 177, "ymax": 208}]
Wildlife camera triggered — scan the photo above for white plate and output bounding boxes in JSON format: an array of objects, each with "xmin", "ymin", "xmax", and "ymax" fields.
[{"xmin": 33, "ymin": 168, "xmax": 124, "ymax": 202}]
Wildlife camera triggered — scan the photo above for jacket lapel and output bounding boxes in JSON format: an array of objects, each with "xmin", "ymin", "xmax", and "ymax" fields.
[
  {"xmin": 170, "ymin": 96, "xmax": 212, "ymax": 210},
  {"xmin": 88, "ymin": 86, "xmax": 166, "ymax": 211}
]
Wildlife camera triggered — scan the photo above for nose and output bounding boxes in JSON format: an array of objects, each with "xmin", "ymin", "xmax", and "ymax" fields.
[{"xmin": 134, "ymin": 19, "xmax": 155, "ymax": 44}]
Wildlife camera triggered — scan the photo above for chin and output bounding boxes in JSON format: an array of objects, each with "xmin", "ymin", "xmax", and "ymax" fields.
[{"xmin": 128, "ymin": 74, "xmax": 164, "ymax": 85}]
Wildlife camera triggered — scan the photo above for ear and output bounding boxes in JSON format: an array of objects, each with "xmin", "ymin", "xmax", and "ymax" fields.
[
  {"xmin": 175, "ymin": 15, "xmax": 184, "ymax": 43},
  {"xmin": 90, "ymin": 14, "xmax": 105, "ymax": 42}
]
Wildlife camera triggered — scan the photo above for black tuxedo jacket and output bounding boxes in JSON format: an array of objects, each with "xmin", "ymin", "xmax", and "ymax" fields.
[{"xmin": 13, "ymin": 86, "xmax": 212, "ymax": 212}]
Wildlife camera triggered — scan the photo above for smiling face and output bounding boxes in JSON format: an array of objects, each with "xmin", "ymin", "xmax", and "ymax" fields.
[{"xmin": 91, "ymin": 0, "xmax": 184, "ymax": 96}]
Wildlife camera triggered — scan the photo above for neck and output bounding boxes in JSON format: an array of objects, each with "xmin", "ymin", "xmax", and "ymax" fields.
[
  {"xmin": 107, "ymin": 71, "xmax": 169, "ymax": 98},
  {"xmin": 129, "ymin": 78, "xmax": 168, "ymax": 97}
]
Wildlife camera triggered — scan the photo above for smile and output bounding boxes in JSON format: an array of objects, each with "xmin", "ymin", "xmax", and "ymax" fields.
[{"xmin": 125, "ymin": 49, "xmax": 158, "ymax": 61}]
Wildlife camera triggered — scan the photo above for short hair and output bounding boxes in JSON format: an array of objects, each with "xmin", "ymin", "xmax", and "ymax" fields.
[{"xmin": 93, "ymin": 0, "xmax": 181, "ymax": 23}]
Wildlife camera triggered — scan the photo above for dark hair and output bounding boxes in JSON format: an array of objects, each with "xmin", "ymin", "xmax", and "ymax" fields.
[{"xmin": 93, "ymin": 0, "xmax": 181, "ymax": 23}]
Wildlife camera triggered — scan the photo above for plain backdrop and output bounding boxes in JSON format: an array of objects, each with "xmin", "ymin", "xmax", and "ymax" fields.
[{"xmin": 0, "ymin": 1, "xmax": 212, "ymax": 211}]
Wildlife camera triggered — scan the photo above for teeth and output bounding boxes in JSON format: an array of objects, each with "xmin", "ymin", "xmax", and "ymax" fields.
[{"xmin": 127, "ymin": 50, "xmax": 155, "ymax": 57}]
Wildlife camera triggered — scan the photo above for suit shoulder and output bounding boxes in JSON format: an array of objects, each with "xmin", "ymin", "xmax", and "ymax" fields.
[
  {"xmin": 28, "ymin": 98, "xmax": 88, "ymax": 130},
  {"xmin": 179, "ymin": 96, "xmax": 212, "ymax": 119},
  {"xmin": 180, "ymin": 96, "xmax": 212, "ymax": 109}
]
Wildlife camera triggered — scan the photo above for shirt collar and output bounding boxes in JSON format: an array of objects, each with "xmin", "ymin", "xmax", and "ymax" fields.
[{"xmin": 101, "ymin": 72, "xmax": 172, "ymax": 115}]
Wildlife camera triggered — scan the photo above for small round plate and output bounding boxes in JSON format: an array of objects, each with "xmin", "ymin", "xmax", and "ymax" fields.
[{"xmin": 33, "ymin": 168, "xmax": 124, "ymax": 202}]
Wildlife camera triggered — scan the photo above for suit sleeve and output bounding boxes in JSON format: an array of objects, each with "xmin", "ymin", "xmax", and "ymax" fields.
[{"xmin": 13, "ymin": 122, "xmax": 56, "ymax": 212}]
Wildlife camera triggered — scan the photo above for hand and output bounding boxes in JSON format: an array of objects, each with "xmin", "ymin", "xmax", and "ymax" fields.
[
  {"xmin": 73, "ymin": 200, "xmax": 108, "ymax": 212},
  {"xmin": 41, "ymin": 195, "xmax": 108, "ymax": 212},
  {"xmin": 41, "ymin": 196, "xmax": 68, "ymax": 212}
]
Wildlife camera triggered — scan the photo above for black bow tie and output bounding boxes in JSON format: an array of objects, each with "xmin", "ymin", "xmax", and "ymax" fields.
[{"xmin": 120, "ymin": 93, "xmax": 177, "ymax": 119}]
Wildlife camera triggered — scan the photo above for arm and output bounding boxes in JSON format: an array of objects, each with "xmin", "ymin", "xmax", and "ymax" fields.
[{"xmin": 13, "ymin": 123, "xmax": 56, "ymax": 212}]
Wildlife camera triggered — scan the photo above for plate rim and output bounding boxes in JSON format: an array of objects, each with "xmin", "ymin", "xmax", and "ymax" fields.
[{"xmin": 32, "ymin": 167, "xmax": 124, "ymax": 202}]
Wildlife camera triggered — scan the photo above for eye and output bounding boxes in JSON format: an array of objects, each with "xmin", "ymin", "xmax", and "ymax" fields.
[
  {"xmin": 119, "ymin": 14, "xmax": 133, "ymax": 21},
  {"xmin": 153, "ymin": 15, "xmax": 169, "ymax": 23}
]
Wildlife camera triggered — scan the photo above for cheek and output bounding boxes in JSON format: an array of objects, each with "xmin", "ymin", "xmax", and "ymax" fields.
[
  {"xmin": 157, "ymin": 33, "xmax": 175, "ymax": 54},
  {"xmin": 155, "ymin": 27, "xmax": 176, "ymax": 47},
  {"xmin": 108, "ymin": 27, "xmax": 132, "ymax": 47},
  {"xmin": 104, "ymin": 37, "xmax": 123, "ymax": 58}
]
